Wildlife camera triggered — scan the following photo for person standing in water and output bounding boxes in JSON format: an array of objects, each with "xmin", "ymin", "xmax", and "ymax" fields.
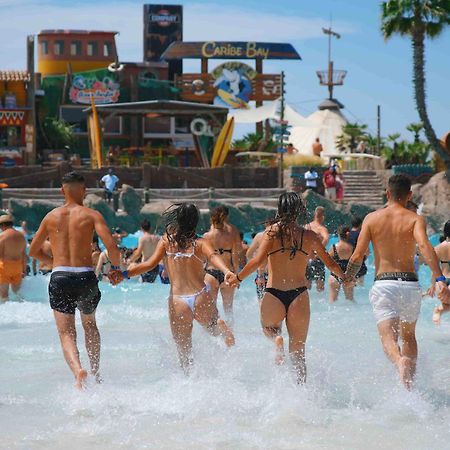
[
  {"xmin": 227, "ymin": 193, "xmax": 346, "ymax": 383},
  {"xmin": 431, "ymin": 220, "xmax": 450, "ymax": 324},
  {"xmin": 246, "ymin": 230, "xmax": 269, "ymax": 302},
  {"xmin": 110, "ymin": 203, "xmax": 234, "ymax": 374},
  {"xmin": 129, "ymin": 219, "xmax": 161, "ymax": 283},
  {"xmin": 306, "ymin": 206, "xmax": 330, "ymax": 292},
  {"xmin": 204, "ymin": 206, "xmax": 241, "ymax": 325},
  {"xmin": 328, "ymin": 226, "xmax": 356, "ymax": 303},
  {"xmin": 345, "ymin": 175, "xmax": 450, "ymax": 390},
  {"xmin": 0, "ymin": 215, "xmax": 27, "ymax": 301},
  {"xmin": 29, "ymin": 172, "xmax": 121, "ymax": 390}
]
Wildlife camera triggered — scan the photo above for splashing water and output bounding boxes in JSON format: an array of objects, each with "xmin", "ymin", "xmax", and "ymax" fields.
[{"xmin": 0, "ymin": 262, "xmax": 449, "ymax": 449}]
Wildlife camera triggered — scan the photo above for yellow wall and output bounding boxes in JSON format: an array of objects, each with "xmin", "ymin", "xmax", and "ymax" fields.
[
  {"xmin": 38, "ymin": 59, "xmax": 114, "ymax": 76},
  {"xmin": 0, "ymin": 81, "xmax": 27, "ymax": 107}
]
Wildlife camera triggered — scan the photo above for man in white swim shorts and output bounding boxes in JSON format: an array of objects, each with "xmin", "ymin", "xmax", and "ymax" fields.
[{"xmin": 345, "ymin": 174, "xmax": 450, "ymax": 390}]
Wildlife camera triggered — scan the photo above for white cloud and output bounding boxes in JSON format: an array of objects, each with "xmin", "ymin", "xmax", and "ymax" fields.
[{"xmin": 0, "ymin": 0, "xmax": 356, "ymax": 69}]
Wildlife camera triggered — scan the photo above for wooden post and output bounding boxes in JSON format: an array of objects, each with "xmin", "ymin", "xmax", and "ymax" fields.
[
  {"xmin": 377, "ymin": 105, "xmax": 381, "ymax": 155},
  {"xmin": 255, "ymin": 58, "xmax": 263, "ymax": 135},
  {"xmin": 201, "ymin": 58, "xmax": 208, "ymax": 74},
  {"xmin": 26, "ymin": 35, "xmax": 36, "ymax": 165}
]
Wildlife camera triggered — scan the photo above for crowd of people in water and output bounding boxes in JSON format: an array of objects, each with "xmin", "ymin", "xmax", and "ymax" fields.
[{"xmin": 0, "ymin": 171, "xmax": 449, "ymax": 391}]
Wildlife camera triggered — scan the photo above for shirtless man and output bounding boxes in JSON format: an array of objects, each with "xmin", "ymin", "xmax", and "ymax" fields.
[
  {"xmin": 346, "ymin": 175, "xmax": 450, "ymax": 390},
  {"xmin": 129, "ymin": 219, "xmax": 160, "ymax": 283},
  {"xmin": 29, "ymin": 172, "xmax": 120, "ymax": 389},
  {"xmin": 246, "ymin": 230, "xmax": 269, "ymax": 302},
  {"xmin": 306, "ymin": 207, "xmax": 330, "ymax": 292},
  {"xmin": 0, "ymin": 215, "xmax": 27, "ymax": 301},
  {"xmin": 312, "ymin": 138, "xmax": 323, "ymax": 158}
]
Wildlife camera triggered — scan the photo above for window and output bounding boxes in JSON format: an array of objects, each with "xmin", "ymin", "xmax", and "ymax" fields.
[
  {"xmin": 54, "ymin": 40, "xmax": 64, "ymax": 56},
  {"xmin": 41, "ymin": 40, "xmax": 48, "ymax": 55},
  {"xmin": 143, "ymin": 116, "xmax": 171, "ymax": 135},
  {"xmin": 70, "ymin": 41, "xmax": 81, "ymax": 56},
  {"xmin": 103, "ymin": 116, "xmax": 122, "ymax": 135},
  {"xmin": 87, "ymin": 42, "xmax": 98, "ymax": 57},
  {"xmin": 103, "ymin": 42, "xmax": 113, "ymax": 57}
]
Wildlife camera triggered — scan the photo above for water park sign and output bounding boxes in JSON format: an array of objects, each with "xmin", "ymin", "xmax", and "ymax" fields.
[
  {"xmin": 69, "ymin": 73, "xmax": 120, "ymax": 105},
  {"xmin": 162, "ymin": 41, "xmax": 301, "ymax": 60}
]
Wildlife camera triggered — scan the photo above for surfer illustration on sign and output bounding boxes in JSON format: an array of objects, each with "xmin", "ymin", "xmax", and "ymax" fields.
[{"xmin": 212, "ymin": 62, "xmax": 254, "ymax": 109}]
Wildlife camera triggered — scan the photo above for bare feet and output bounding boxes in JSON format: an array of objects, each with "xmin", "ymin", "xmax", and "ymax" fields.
[
  {"xmin": 397, "ymin": 357, "xmax": 413, "ymax": 391},
  {"xmin": 275, "ymin": 335, "xmax": 285, "ymax": 365},
  {"xmin": 433, "ymin": 306, "xmax": 443, "ymax": 325},
  {"xmin": 75, "ymin": 369, "xmax": 88, "ymax": 390},
  {"xmin": 217, "ymin": 319, "xmax": 235, "ymax": 347}
]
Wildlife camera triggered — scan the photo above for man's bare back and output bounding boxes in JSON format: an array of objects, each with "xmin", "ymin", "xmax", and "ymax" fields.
[
  {"xmin": 362, "ymin": 205, "xmax": 418, "ymax": 274},
  {"xmin": 308, "ymin": 220, "xmax": 329, "ymax": 246},
  {"xmin": 0, "ymin": 228, "xmax": 26, "ymax": 261}
]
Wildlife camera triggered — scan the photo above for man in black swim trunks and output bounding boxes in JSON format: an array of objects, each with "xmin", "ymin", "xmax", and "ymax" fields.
[
  {"xmin": 306, "ymin": 207, "xmax": 329, "ymax": 292},
  {"xmin": 29, "ymin": 172, "xmax": 121, "ymax": 390}
]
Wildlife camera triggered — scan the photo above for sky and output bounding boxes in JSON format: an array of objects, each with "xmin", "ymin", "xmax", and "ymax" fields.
[{"xmin": 0, "ymin": 0, "xmax": 449, "ymax": 140}]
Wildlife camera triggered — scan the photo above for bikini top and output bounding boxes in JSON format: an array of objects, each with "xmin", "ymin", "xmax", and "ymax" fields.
[
  {"xmin": 267, "ymin": 228, "xmax": 308, "ymax": 260},
  {"xmin": 217, "ymin": 248, "xmax": 232, "ymax": 255},
  {"xmin": 166, "ymin": 241, "xmax": 203, "ymax": 263}
]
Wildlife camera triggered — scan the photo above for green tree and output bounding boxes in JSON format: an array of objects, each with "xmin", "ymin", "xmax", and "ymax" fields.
[
  {"xmin": 381, "ymin": 0, "xmax": 450, "ymax": 166},
  {"xmin": 40, "ymin": 117, "xmax": 76, "ymax": 150},
  {"xmin": 335, "ymin": 122, "xmax": 368, "ymax": 152},
  {"xmin": 406, "ymin": 121, "xmax": 424, "ymax": 142}
]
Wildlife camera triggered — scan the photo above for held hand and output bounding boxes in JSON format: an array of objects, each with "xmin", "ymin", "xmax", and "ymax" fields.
[
  {"xmin": 108, "ymin": 269, "xmax": 124, "ymax": 286},
  {"xmin": 437, "ymin": 282, "xmax": 450, "ymax": 305},
  {"xmin": 225, "ymin": 271, "xmax": 239, "ymax": 287},
  {"xmin": 427, "ymin": 282, "xmax": 436, "ymax": 298}
]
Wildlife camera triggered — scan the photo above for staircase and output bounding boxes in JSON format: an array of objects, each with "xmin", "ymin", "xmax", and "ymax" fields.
[{"xmin": 343, "ymin": 171, "xmax": 385, "ymax": 209}]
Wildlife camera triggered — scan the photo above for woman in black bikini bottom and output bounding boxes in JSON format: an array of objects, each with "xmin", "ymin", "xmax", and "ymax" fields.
[{"xmin": 227, "ymin": 192, "xmax": 346, "ymax": 383}]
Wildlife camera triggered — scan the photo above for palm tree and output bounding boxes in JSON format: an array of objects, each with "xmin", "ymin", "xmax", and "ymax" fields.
[
  {"xmin": 406, "ymin": 122, "xmax": 424, "ymax": 142},
  {"xmin": 381, "ymin": 0, "xmax": 450, "ymax": 166},
  {"xmin": 335, "ymin": 122, "xmax": 368, "ymax": 152}
]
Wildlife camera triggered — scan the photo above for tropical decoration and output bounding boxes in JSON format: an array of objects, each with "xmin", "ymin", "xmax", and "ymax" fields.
[{"xmin": 381, "ymin": 0, "xmax": 450, "ymax": 166}]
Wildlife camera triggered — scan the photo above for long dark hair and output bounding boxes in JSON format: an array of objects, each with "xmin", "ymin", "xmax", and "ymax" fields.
[
  {"xmin": 164, "ymin": 203, "xmax": 199, "ymax": 249},
  {"xmin": 211, "ymin": 205, "xmax": 228, "ymax": 228},
  {"xmin": 443, "ymin": 220, "xmax": 450, "ymax": 240},
  {"xmin": 268, "ymin": 192, "xmax": 307, "ymax": 242}
]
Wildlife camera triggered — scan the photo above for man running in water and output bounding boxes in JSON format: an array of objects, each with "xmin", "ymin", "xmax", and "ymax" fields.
[
  {"xmin": 0, "ymin": 215, "xmax": 27, "ymax": 301},
  {"xmin": 129, "ymin": 219, "xmax": 160, "ymax": 283},
  {"xmin": 306, "ymin": 207, "xmax": 329, "ymax": 292},
  {"xmin": 346, "ymin": 174, "xmax": 450, "ymax": 390},
  {"xmin": 29, "ymin": 172, "xmax": 121, "ymax": 389}
]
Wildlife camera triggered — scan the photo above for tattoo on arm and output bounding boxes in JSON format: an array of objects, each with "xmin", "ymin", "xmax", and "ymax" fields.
[{"xmin": 346, "ymin": 260, "xmax": 362, "ymax": 279}]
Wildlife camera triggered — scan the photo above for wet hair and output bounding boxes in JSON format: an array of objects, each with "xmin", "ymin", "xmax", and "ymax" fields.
[
  {"xmin": 388, "ymin": 174, "xmax": 411, "ymax": 201},
  {"xmin": 268, "ymin": 192, "xmax": 307, "ymax": 243},
  {"xmin": 92, "ymin": 234, "xmax": 99, "ymax": 244},
  {"xmin": 314, "ymin": 206, "xmax": 325, "ymax": 217},
  {"xmin": 141, "ymin": 219, "xmax": 151, "ymax": 232},
  {"xmin": 211, "ymin": 205, "xmax": 229, "ymax": 227},
  {"xmin": 239, "ymin": 232, "xmax": 244, "ymax": 240},
  {"xmin": 0, "ymin": 221, "xmax": 13, "ymax": 228},
  {"xmin": 351, "ymin": 216, "xmax": 363, "ymax": 229},
  {"xmin": 164, "ymin": 203, "xmax": 199, "ymax": 250},
  {"xmin": 337, "ymin": 225, "xmax": 351, "ymax": 242},
  {"xmin": 444, "ymin": 220, "xmax": 450, "ymax": 239},
  {"xmin": 251, "ymin": 232, "xmax": 257, "ymax": 239},
  {"xmin": 61, "ymin": 171, "xmax": 85, "ymax": 185}
]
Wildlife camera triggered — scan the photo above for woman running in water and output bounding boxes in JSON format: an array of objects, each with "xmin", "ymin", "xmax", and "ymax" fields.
[
  {"xmin": 227, "ymin": 192, "xmax": 346, "ymax": 383},
  {"xmin": 111, "ymin": 203, "xmax": 234, "ymax": 373},
  {"xmin": 204, "ymin": 206, "xmax": 241, "ymax": 325},
  {"xmin": 431, "ymin": 220, "xmax": 450, "ymax": 324},
  {"xmin": 328, "ymin": 226, "xmax": 357, "ymax": 303}
]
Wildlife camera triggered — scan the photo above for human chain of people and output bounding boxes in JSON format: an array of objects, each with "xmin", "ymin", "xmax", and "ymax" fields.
[{"xmin": 0, "ymin": 172, "xmax": 448, "ymax": 391}]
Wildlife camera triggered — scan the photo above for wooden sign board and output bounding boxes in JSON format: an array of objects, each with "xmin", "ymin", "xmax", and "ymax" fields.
[
  {"xmin": 162, "ymin": 41, "xmax": 301, "ymax": 60},
  {"xmin": 176, "ymin": 73, "xmax": 281, "ymax": 104}
]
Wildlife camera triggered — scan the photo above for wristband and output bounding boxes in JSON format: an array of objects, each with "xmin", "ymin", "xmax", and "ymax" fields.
[
  {"xmin": 111, "ymin": 265, "xmax": 120, "ymax": 270},
  {"xmin": 436, "ymin": 275, "xmax": 446, "ymax": 283},
  {"xmin": 236, "ymin": 273, "xmax": 243, "ymax": 282},
  {"xmin": 121, "ymin": 270, "xmax": 130, "ymax": 279}
]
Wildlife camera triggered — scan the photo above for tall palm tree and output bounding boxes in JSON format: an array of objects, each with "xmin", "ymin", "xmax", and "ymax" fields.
[{"xmin": 381, "ymin": 0, "xmax": 450, "ymax": 166}]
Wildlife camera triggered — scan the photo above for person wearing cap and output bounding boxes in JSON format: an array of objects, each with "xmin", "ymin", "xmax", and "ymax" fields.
[
  {"xmin": 0, "ymin": 214, "xmax": 27, "ymax": 301},
  {"xmin": 100, "ymin": 168, "xmax": 119, "ymax": 204}
]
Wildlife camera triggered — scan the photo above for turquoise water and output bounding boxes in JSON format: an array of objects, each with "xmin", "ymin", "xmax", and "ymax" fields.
[{"xmin": 1, "ymin": 248, "xmax": 449, "ymax": 449}]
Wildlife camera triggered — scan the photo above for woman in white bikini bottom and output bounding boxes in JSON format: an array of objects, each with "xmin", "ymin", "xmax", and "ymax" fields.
[{"xmin": 121, "ymin": 203, "xmax": 235, "ymax": 373}]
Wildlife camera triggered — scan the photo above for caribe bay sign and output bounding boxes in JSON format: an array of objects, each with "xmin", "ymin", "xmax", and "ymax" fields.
[{"xmin": 162, "ymin": 41, "xmax": 301, "ymax": 60}]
